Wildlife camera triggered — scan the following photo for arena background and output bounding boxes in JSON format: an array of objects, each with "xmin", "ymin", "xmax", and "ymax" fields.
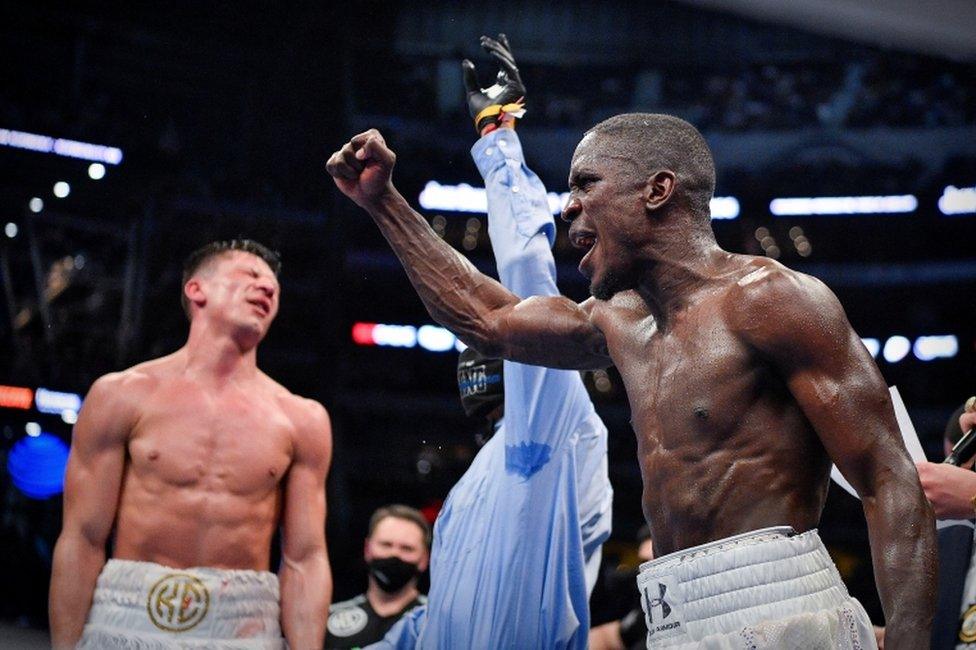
[{"xmin": 1, "ymin": 1, "xmax": 974, "ymax": 642}]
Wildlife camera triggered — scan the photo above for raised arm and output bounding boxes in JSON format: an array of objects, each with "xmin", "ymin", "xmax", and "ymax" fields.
[
  {"xmin": 279, "ymin": 400, "xmax": 332, "ymax": 650},
  {"xmin": 732, "ymin": 265, "xmax": 935, "ymax": 649},
  {"xmin": 49, "ymin": 373, "xmax": 133, "ymax": 650},
  {"xmin": 326, "ymin": 130, "xmax": 610, "ymax": 370}
]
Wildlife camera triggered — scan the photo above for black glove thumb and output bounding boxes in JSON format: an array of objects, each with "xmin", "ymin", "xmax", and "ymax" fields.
[{"xmin": 461, "ymin": 59, "xmax": 480, "ymax": 95}]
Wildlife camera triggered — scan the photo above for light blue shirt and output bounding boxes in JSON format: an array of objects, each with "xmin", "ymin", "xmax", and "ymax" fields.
[{"xmin": 373, "ymin": 129, "xmax": 612, "ymax": 649}]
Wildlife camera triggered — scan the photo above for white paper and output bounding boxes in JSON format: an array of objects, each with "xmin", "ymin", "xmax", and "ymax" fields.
[{"xmin": 830, "ymin": 386, "xmax": 925, "ymax": 499}]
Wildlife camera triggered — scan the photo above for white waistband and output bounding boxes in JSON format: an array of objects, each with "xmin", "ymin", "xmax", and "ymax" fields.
[
  {"xmin": 636, "ymin": 527, "xmax": 857, "ymax": 644},
  {"xmin": 82, "ymin": 559, "xmax": 282, "ymax": 644}
]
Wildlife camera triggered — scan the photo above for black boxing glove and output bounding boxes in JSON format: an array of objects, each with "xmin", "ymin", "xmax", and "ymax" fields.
[{"xmin": 461, "ymin": 33, "xmax": 526, "ymax": 135}]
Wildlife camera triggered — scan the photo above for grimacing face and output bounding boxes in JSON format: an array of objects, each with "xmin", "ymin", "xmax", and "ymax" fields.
[
  {"xmin": 562, "ymin": 133, "xmax": 649, "ymax": 300},
  {"xmin": 189, "ymin": 251, "xmax": 280, "ymax": 340}
]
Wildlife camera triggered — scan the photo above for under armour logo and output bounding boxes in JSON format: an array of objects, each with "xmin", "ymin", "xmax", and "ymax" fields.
[{"xmin": 644, "ymin": 582, "xmax": 671, "ymax": 623}]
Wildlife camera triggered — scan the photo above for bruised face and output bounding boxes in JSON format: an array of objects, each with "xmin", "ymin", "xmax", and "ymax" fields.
[
  {"xmin": 186, "ymin": 251, "xmax": 280, "ymax": 343},
  {"xmin": 563, "ymin": 133, "xmax": 648, "ymax": 300}
]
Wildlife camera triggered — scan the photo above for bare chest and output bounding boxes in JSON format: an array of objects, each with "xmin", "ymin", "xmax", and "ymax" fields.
[
  {"xmin": 127, "ymin": 384, "xmax": 293, "ymax": 494},
  {"xmin": 601, "ymin": 306, "xmax": 765, "ymax": 448}
]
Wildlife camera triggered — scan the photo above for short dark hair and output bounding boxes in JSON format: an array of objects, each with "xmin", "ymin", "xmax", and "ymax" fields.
[
  {"xmin": 181, "ymin": 239, "xmax": 281, "ymax": 318},
  {"xmin": 368, "ymin": 504, "xmax": 432, "ymax": 549},
  {"xmin": 584, "ymin": 113, "xmax": 716, "ymax": 220}
]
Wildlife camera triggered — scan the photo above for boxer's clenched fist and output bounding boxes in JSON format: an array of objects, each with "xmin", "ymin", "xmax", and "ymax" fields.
[{"xmin": 327, "ymin": 129, "xmax": 396, "ymax": 208}]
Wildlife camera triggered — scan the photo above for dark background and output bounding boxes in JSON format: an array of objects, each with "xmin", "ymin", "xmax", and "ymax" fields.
[{"xmin": 1, "ymin": 0, "xmax": 974, "ymax": 635}]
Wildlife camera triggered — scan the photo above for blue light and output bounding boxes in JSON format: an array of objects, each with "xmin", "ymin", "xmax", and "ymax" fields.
[{"xmin": 7, "ymin": 432, "xmax": 69, "ymax": 499}]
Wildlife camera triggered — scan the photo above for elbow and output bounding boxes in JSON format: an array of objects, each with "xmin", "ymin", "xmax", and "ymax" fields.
[
  {"xmin": 458, "ymin": 313, "xmax": 507, "ymax": 359},
  {"xmin": 459, "ymin": 335, "xmax": 504, "ymax": 360}
]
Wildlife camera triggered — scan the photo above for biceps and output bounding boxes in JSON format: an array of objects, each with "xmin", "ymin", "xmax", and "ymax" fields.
[
  {"xmin": 491, "ymin": 296, "xmax": 610, "ymax": 370},
  {"xmin": 63, "ymin": 444, "xmax": 126, "ymax": 543}
]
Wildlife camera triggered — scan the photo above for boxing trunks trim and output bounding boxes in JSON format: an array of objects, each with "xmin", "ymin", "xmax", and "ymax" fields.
[
  {"xmin": 636, "ymin": 526, "xmax": 875, "ymax": 649},
  {"xmin": 78, "ymin": 558, "xmax": 284, "ymax": 649}
]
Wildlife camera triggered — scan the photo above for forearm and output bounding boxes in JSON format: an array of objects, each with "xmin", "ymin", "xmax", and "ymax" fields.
[
  {"xmin": 279, "ymin": 551, "xmax": 330, "ymax": 650},
  {"xmin": 863, "ymin": 475, "xmax": 936, "ymax": 647},
  {"xmin": 365, "ymin": 189, "xmax": 517, "ymax": 353},
  {"xmin": 49, "ymin": 534, "xmax": 106, "ymax": 649}
]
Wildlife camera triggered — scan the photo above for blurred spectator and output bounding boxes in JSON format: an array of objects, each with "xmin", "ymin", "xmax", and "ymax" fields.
[
  {"xmin": 877, "ymin": 401, "xmax": 976, "ymax": 649},
  {"xmin": 589, "ymin": 526, "xmax": 654, "ymax": 650},
  {"xmin": 325, "ymin": 505, "xmax": 430, "ymax": 649}
]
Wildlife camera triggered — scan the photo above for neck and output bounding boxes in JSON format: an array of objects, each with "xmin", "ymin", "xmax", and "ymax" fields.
[
  {"xmin": 635, "ymin": 221, "xmax": 728, "ymax": 323},
  {"xmin": 182, "ymin": 318, "xmax": 259, "ymax": 381},
  {"xmin": 366, "ymin": 579, "xmax": 419, "ymax": 616}
]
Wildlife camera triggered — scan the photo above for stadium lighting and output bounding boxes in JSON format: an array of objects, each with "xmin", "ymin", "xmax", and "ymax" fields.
[
  {"xmin": 28, "ymin": 197, "xmax": 43, "ymax": 213},
  {"xmin": 939, "ymin": 185, "xmax": 976, "ymax": 216},
  {"xmin": 4, "ymin": 222, "xmax": 17, "ymax": 238},
  {"xmin": 0, "ymin": 127, "xmax": 123, "ymax": 165},
  {"xmin": 25, "ymin": 422, "xmax": 41, "ymax": 437},
  {"xmin": 882, "ymin": 336, "xmax": 912, "ymax": 363},
  {"xmin": 417, "ymin": 325, "xmax": 457, "ymax": 352},
  {"xmin": 88, "ymin": 162, "xmax": 106, "ymax": 180},
  {"xmin": 35, "ymin": 387, "xmax": 83, "ymax": 417},
  {"xmin": 53, "ymin": 181, "xmax": 70, "ymax": 198},
  {"xmin": 913, "ymin": 335, "xmax": 958, "ymax": 361},
  {"xmin": 860, "ymin": 338, "xmax": 880, "ymax": 358},
  {"xmin": 770, "ymin": 195, "xmax": 917, "ymax": 216},
  {"xmin": 353, "ymin": 322, "xmax": 462, "ymax": 352},
  {"xmin": 0, "ymin": 385, "xmax": 33, "ymax": 409},
  {"xmin": 419, "ymin": 181, "xmax": 738, "ymax": 220},
  {"xmin": 7, "ymin": 432, "xmax": 70, "ymax": 499}
]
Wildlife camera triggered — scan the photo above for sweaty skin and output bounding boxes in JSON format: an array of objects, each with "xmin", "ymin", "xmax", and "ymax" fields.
[
  {"xmin": 49, "ymin": 251, "xmax": 333, "ymax": 650},
  {"xmin": 327, "ymin": 129, "xmax": 936, "ymax": 648}
]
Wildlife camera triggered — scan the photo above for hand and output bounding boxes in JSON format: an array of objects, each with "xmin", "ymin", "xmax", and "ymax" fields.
[
  {"xmin": 873, "ymin": 625, "xmax": 885, "ymax": 650},
  {"xmin": 961, "ymin": 403, "xmax": 976, "ymax": 435},
  {"xmin": 326, "ymin": 129, "xmax": 397, "ymax": 209},
  {"xmin": 915, "ymin": 460, "xmax": 976, "ymax": 519},
  {"xmin": 462, "ymin": 34, "xmax": 526, "ymax": 134}
]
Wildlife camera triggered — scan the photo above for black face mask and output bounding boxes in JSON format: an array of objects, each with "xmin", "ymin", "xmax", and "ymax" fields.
[{"xmin": 368, "ymin": 556, "xmax": 420, "ymax": 593}]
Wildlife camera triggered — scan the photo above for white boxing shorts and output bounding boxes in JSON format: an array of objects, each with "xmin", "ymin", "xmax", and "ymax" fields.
[
  {"xmin": 78, "ymin": 559, "xmax": 284, "ymax": 649},
  {"xmin": 636, "ymin": 526, "xmax": 876, "ymax": 649}
]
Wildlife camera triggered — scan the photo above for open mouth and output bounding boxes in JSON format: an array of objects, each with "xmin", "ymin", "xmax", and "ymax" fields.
[
  {"xmin": 571, "ymin": 232, "xmax": 597, "ymax": 276},
  {"xmin": 247, "ymin": 298, "xmax": 271, "ymax": 316}
]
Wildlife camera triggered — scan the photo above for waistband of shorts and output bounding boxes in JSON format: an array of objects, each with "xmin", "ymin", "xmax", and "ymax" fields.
[
  {"xmin": 104, "ymin": 558, "xmax": 278, "ymax": 585},
  {"xmin": 94, "ymin": 559, "xmax": 280, "ymax": 609},
  {"xmin": 86, "ymin": 559, "xmax": 281, "ymax": 640},
  {"xmin": 638, "ymin": 526, "xmax": 796, "ymax": 575},
  {"xmin": 636, "ymin": 526, "xmax": 853, "ymax": 640}
]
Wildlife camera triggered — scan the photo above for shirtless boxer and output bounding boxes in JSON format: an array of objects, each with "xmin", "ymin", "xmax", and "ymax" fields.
[
  {"xmin": 49, "ymin": 240, "xmax": 332, "ymax": 649},
  {"xmin": 327, "ymin": 112, "xmax": 936, "ymax": 646}
]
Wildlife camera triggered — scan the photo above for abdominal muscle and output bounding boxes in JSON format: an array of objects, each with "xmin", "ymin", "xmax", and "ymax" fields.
[{"xmin": 112, "ymin": 471, "xmax": 283, "ymax": 571}]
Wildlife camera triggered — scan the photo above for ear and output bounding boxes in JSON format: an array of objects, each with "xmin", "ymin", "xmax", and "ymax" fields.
[
  {"xmin": 418, "ymin": 550, "xmax": 430, "ymax": 573},
  {"xmin": 184, "ymin": 278, "xmax": 206, "ymax": 312},
  {"xmin": 363, "ymin": 538, "xmax": 372, "ymax": 562},
  {"xmin": 643, "ymin": 170, "xmax": 677, "ymax": 212}
]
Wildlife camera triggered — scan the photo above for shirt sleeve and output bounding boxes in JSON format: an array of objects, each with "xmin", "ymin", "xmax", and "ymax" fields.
[
  {"xmin": 471, "ymin": 129, "xmax": 594, "ymax": 461},
  {"xmin": 472, "ymin": 128, "xmax": 557, "ymax": 300}
]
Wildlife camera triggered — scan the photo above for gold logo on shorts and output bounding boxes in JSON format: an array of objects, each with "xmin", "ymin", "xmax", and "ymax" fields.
[
  {"xmin": 146, "ymin": 573, "xmax": 210, "ymax": 632},
  {"xmin": 961, "ymin": 604, "xmax": 976, "ymax": 643}
]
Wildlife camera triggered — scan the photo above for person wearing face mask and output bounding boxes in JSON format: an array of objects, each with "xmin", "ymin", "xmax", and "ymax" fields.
[{"xmin": 326, "ymin": 505, "xmax": 430, "ymax": 649}]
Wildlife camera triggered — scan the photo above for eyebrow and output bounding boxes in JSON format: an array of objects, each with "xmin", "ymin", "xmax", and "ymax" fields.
[{"xmin": 568, "ymin": 168, "xmax": 601, "ymax": 187}]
